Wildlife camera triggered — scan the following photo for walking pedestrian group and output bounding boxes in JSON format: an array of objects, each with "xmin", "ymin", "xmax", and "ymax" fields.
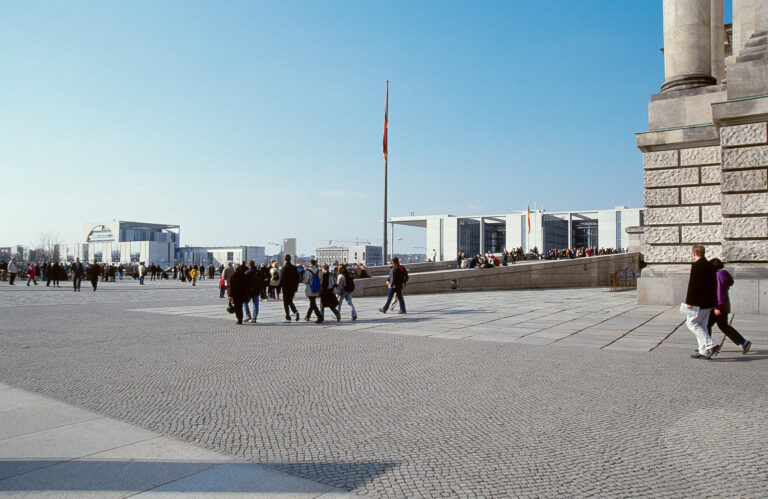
[
  {"xmin": 217, "ymin": 254, "xmax": 407, "ymax": 325},
  {"xmin": 683, "ymin": 244, "xmax": 752, "ymax": 359}
]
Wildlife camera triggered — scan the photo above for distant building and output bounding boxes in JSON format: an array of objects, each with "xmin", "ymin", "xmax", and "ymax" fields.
[
  {"xmin": 315, "ymin": 245, "xmax": 383, "ymax": 266},
  {"xmin": 176, "ymin": 246, "xmax": 266, "ymax": 267},
  {"xmin": 389, "ymin": 206, "xmax": 642, "ymax": 261},
  {"xmin": 283, "ymin": 238, "xmax": 297, "ymax": 258},
  {"xmin": 80, "ymin": 221, "xmax": 180, "ymax": 266}
]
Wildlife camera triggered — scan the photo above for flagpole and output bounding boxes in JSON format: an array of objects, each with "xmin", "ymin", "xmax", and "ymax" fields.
[{"xmin": 383, "ymin": 80, "xmax": 389, "ymax": 266}]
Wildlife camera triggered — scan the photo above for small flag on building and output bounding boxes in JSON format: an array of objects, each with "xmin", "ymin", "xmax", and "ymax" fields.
[{"xmin": 527, "ymin": 202, "xmax": 531, "ymax": 234}]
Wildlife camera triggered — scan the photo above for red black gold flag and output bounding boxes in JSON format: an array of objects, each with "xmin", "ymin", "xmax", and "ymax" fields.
[{"xmin": 383, "ymin": 84, "xmax": 388, "ymax": 160}]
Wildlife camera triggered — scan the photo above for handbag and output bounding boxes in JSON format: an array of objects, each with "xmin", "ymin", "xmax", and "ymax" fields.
[{"xmin": 226, "ymin": 298, "xmax": 235, "ymax": 314}]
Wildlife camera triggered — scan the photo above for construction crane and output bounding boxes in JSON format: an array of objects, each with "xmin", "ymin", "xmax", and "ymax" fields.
[{"xmin": 318, "ymin": 238, "xmax": 402, "ymax": 246}]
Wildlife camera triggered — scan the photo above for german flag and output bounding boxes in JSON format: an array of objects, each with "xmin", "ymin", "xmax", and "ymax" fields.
[
  {"xmin": 527, "ymin": 202, "xmax": 531, "ymax": 234},
  {"xmin": 383, "ymin": 83, "xmax": 388, "ymax": 160}
]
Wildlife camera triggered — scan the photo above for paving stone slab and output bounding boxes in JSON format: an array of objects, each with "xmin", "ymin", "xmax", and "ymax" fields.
[{"xmin": 0, "ymin": 401, "xmax": 100, "ymax": 442}]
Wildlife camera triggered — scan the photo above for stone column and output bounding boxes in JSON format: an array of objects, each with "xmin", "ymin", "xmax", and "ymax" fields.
[
  {"xmin": 711, "ymin": 0, "xmax": 725, "ymax": 83},
  {"xmin": 662, "ymin": 0, "xmax": 717, "ymax": 92}
]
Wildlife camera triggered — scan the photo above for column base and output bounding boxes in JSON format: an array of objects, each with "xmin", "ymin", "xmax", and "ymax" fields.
[{"xmin": 661, "ymin": 73, "xmax": 718, "ymax": 93}]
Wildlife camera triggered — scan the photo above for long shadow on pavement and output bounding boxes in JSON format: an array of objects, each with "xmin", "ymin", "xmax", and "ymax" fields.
[{"xmin": 0, "ymin": 459, "xmax": 398, "ymax": 493}]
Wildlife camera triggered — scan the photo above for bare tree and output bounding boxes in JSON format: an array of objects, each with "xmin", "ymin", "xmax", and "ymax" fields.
[{"xmin": 34, "ymin": 231, "xmax": 62, "ymax": 262}]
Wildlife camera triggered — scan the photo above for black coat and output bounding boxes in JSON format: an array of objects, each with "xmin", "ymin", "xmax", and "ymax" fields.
[
  {"xmin": 71, "ymin": 262, "xmax": 84, "ymax": 278},
  {"xmin": 685, "ymin": 257, "xmax": 717, "ymax": 308},
  {"xmin": 280, "ymin": 262, "xmax": 300, "ymax": 294},
  {"xmin": 320, "ymin": 272, "xmax": 339, "ymax": 308},
  {"xmin": 229, "ymin": 271, "xmax": 249, "ymax": 302}
]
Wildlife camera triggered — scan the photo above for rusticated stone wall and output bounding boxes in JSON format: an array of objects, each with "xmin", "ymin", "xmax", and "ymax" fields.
[
  {"xmin": 720, "ymin": 122, "xmax": 768, "ymax": 262},
  {"xmin": 642, "ymin": 144, "xmax": 723, "ymax": 264}
]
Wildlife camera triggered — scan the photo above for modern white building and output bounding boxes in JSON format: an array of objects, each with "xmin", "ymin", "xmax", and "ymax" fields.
[
  {"xmin": 389, "ymin": 207, "xmax": 643, "ymax": 261},
  {"xmin": 176, "ymin": 246, "xmax": 266, "ymax": 267},
  {"xmin": 80, "ymin": 221, "xmax": 180, "ymax": 266},
  {"xmin": 315, "ymin": 245, "xmax": 383, "ymax": 266}
]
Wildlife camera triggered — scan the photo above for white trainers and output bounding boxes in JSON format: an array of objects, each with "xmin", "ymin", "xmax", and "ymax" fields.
[{"xmin": 281, "ymin": 319, "xmax": 291, "ymax": 323}]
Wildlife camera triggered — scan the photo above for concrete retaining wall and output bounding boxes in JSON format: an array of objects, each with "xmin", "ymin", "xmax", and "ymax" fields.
[
  {"xmin": 353, "ymin": 253, "xmax": 640, "ymax": 297},
  {"xmin": 365, "ymin": 260, "xmax": 459, "ymax": 277}
]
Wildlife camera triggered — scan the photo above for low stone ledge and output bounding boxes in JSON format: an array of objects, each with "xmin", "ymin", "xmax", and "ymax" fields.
[{"xmin": 352, "ymin": 254, "xmax": 640, "ymax": 297}]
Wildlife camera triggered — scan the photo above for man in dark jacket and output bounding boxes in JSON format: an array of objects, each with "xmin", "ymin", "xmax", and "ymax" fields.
[
  {"xmin": 280, "ymin": 254, "xmax": 301, "ymax": 323},
  {"xmin": 685, "ymin": 244, "xmax": 719, "ymax": 359},
  {"xmin": 378, "ymin": 257, "xmax": 407, "ymax": 314},
  {"xmin": 228, "ymin": 264, "xmax": 249, "ymax": 324},
  {"xmin": 71, "ymin": 258, "xmax": 84, "ymax": 292}
]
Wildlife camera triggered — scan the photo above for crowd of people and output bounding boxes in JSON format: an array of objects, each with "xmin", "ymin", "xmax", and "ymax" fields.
[
  {"xmin": 544, "ymin": 246, "xmax": 625, "ymax": 260},
  {"xmin": 455, "ymin": 246, "xmax": 627, "ymax": 269},
  {"xmin": 220, "ymin": 255, "xmax": 405, "ymax": 325}
]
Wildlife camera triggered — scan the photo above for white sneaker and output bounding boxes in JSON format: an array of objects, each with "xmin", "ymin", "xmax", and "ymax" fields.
[
  {"xmin": 244, "ymin": 317, "xmax": 251, "ymax": 323},
  {"xmin": 281, "ymin": 319, "xmax": 291, "ymax": 323}
]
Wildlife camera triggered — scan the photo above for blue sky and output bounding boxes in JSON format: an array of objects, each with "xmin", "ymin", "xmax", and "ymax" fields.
[{"xmin": 0, "ymin": 1, "xmax": 727, "ymax": 254}]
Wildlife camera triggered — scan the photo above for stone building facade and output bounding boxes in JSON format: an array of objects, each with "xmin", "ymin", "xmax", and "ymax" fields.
[{"xmin": 637, "ymin": 0, "xmax": 768, "ymax": 313}]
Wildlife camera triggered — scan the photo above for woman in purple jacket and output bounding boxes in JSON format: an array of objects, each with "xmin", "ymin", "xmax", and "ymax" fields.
[{"xmin": 708, "ymin": 258, "xmax": 752, "ymax": 354}]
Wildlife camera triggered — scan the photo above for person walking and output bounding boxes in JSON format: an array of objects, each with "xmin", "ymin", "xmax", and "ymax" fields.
[
  {"xmin": 222, "ymin": 262, "xmax": 235, "ymax": 296},
  {"xmin": 7, "ymin": 257, "xmax": 18, "ymax": 285},
  {"xmin": 707, "ymin": 258, "xmax": 752, "ymax": 354},
  {"xmin": 243, "ymin": 260, "xmax": 266, "ymax": 323},
  {"xmin": 189, "ymin": 265, "xmax": 197, "ymax": 286},
  {"xmin": 26, "ymin": 264, "xmax": 38, "ymax": 286},
  {"xmin": 270, "ymin": 261, "xmax": 281, "ymax": 300},
  {"xmin": 302, "ymin": 259, "xmax": 324, "ymax": 323},
  {"xmin": 71, "ymin": 257, "xmax": 84, "ymax": 292},
  {"xmin": 320, "ymin": 263, "xmax": 341, "ymax": 322},
  {"xmin": 228, "ymin": 264, "xmax": 249, "ymax": 325},
  {"xmin": 379, "ymin": 257, "xmax": 407, "ymax": 314},
  {"xmin": 684, "ymin": 244, "xmax": 719, "ymax": 360},
  {"xmin": 87, "ymin": 261, "xmax": 101, "ymax": 292},
  {"xmin": 337, "ymin": 264, "xmax": 358, "ymax": 321},
  {"xmin": 50, "ymin": 262, "xmax": 61, "ymax": 287},
  {"xmin": 138, "ymin": 262, "xmax": 147, "ymax": 285},
  {"xmin": 280, "ymin": 254, "xmax": 301, "ymax": 323}
]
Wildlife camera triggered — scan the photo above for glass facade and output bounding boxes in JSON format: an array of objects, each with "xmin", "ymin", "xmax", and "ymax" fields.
[
  {"xmin": 543, "ymin": 215, "xmax": 568, "ymax": 252},
  {"xmin": 87, "ymin": 226, "xmax": 115, "ymax": 242},
  {"xmin": 458, "ymin": 219, "xmax": 480, "ymax": 256},
  {"xmin": 366, "ymin": 246, "xmax": 383, "ymax": 266},
  {"xmin": 484, "ymin": 222, "xmax": 506, "ymax": 253},
  {"xmin": 573, "ymin": 220, "xmax": 598, "ymax": 248}
]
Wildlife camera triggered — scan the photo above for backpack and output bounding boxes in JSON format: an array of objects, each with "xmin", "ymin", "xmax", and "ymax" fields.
[
  {"xmin": 399, "ymin": 266, "xmax": 409, "ymax": 283},
  {"xmin": 309, "ymin": 270, "xmax": 322, "ymax": 293},
  {"xmin": 344, "ymin": 273, "xmax": 355, "ymax": 292}
]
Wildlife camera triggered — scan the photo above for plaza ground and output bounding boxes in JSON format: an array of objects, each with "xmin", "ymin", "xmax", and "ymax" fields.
[{"xmin": 0, "ymin": 279, "xmax": 766, "ymax": 497}]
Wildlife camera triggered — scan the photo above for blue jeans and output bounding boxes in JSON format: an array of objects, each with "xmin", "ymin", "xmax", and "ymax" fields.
[
  {"xmin": 243, "ymin": 296, "xmax": 259, "ymax": 319},
  {"xmin": 139, "ymin": 276, "xmax": 145, "ymax": 285},
  {"xmin": 383, "ymin": 287, "xmax": 405, "ymax": 312},
  {"xmin": 338, "ymin": 291, "xmax": 357, "ymax": 319}
]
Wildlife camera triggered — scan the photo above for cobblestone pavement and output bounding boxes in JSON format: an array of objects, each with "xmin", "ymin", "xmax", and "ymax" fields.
[{"xmin": 0, "ymin": 280, "xmax": 766, "ymax": 497}]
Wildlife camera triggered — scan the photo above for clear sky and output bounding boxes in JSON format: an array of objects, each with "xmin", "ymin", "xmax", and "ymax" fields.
[{"xmin": 0, "ymin": 1, "xmax": 731, "ymax": 255}]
